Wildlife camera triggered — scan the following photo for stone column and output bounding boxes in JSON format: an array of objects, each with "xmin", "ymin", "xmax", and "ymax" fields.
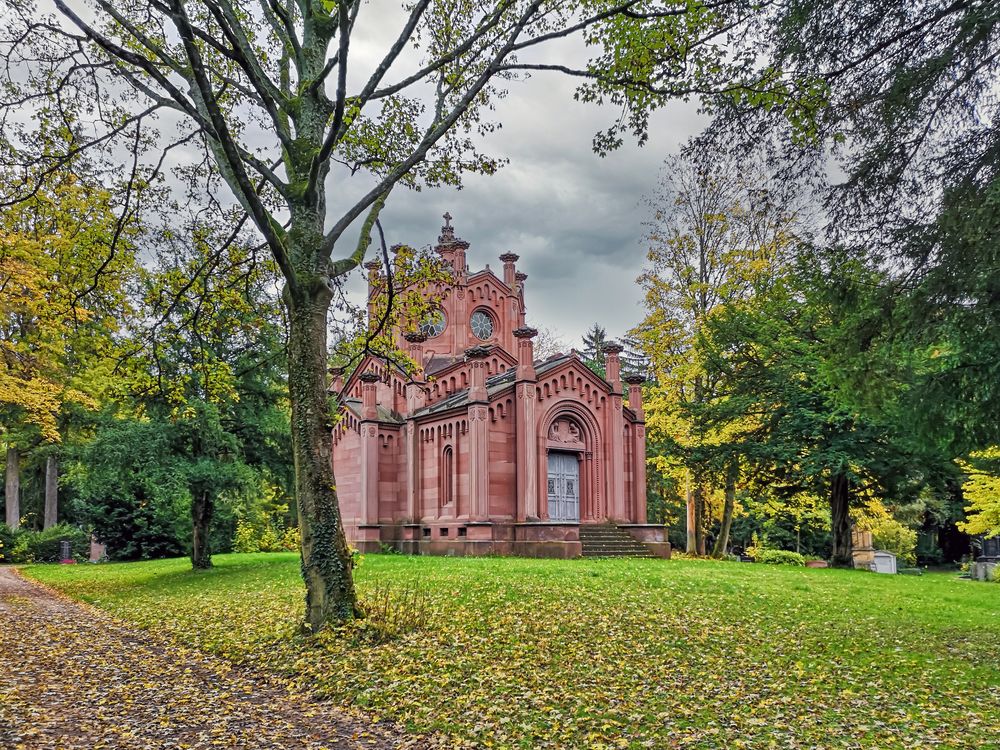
[
  {"xmin": 513, "ymin": 327, "xmax": 539, "ymax": 522},
  {"xmin": 358, "ymin": 371, "xmax": 380, "ymax": 525},
  {"xmin": 328, "ymin": 366, "xmax": 345, "ymax": 395},
  {"xmin": 404, "ymin": 379, "xmax": 426, "ymax": 522},
  {"xmin": 624, "ymin": 374, "xmax": 647, "ymax": 524},
  {"xmin": 465, "ymin": 345, "xmax": 491, "ymax": 521},
  {"xmin": 363, "ymin": 259, "xmax": 382, "ymax": 328},
  {"xmin": 603, "ymin": 342, "xmax": 626, "ymax": 522},
  {"xmin": 500, "ymin": 253, "xmax": 520, "ymax": 353},
  {"xmin": 514, "ymin": 272, "xmax": 528, "ymax": 327},
  {"xmin": 403, "ymin": 331, "xmax": 427, "ymax": 375}
]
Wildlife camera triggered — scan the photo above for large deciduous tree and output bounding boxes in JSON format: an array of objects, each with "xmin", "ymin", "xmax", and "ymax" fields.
[
  {"xmin": 633, "ymin": 148, "xmax": 800, "ymax": 555},
  {"xmin": 700, "ymin": 0, "xmax": 1000, "ymax": 458},
  {"xmin": 1, "ymin": 0, "xmax": 770, "ymax": 629},
  {"xmin": 0, "ymin": 148, "xmax": 139, "ymax": 530}
]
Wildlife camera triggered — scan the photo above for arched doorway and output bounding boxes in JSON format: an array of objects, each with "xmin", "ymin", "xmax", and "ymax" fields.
[
  {"xmin": 542, "ymin": 413, "xmax": 593, "ymax": 521},
  {"xmin": 547, "ymin": 451, "xmax": 580, "ymax": 521}
]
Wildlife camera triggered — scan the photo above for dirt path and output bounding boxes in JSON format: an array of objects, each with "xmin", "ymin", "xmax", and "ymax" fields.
[{"xmin": 0, "ymin": 567, "xmax": 427, "ymax": 750}]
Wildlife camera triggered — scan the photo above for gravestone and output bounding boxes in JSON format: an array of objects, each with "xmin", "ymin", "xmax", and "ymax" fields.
[{"xmin": 59, "ymin": 540, "xmax": 76, "ymax": 564}]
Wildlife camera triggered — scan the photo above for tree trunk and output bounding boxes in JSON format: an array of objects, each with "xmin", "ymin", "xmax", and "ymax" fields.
[
  {"xmin": 830, "ymin": 471, "xmax": 853, "ymax": 567},
  {"xmin": 44, "ymin": 454, "xmax": 58, "ymax": 529},
  {"xmin": 685, "ymin": 470, "xmax": 696, "ymax": 553},
  {"xmin": 694, "ymin": 484, "xmax": 706, "ymax": 556},
  {"xmin": 287, "ymin": 284, "xmax": 359, "ymax": 632},
  {"xmin": 191, "ymin": 490, "xmax": 213, "ymax": 569},
  {"xmin": 5, "ymin": 447, "xmax": 19, "ymax": 530},
  {"xmin": 712, "ymin": 459, "xmax": 738, "ymax": 558}
]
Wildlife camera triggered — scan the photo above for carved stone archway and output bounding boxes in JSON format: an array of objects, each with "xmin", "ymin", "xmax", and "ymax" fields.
[{"xmin": 538, "ymin": 401, "xmax": 604, "ymax": 522}]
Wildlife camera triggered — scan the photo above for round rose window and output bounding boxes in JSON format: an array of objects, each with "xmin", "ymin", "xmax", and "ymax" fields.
[
  {"xmin": 419, "ymin": 311, "xmax": 446, "ymax": 338},
  {"xmin": 470, "ymin": 310, "xmax": 495, "ymax": 340}
]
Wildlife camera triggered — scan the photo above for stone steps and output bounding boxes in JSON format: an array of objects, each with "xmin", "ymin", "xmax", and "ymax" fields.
[{"xmin": 579, "ymin": 524, "xmax": 654, "ymax": 558}]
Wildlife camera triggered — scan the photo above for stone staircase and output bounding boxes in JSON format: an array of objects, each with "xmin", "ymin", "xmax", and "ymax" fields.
[{"xmin": 579, "ymin": 524, "xmax": 654, "ymax": 558}]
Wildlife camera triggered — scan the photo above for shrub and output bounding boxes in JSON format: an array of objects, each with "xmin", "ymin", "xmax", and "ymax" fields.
[
  {"xmin": 0, "ymin": 525, "xmax": 17, "ymax": 562},
  {"xmin": 753, "ymin": 549, "xmax": 807, "ymax": 566},
  {"xmin": 8, "ymin": 524, "xmax": 90, "ymax": 563},
  {"xmin": 232, "ymin": 517, "xmax": 299, "ymax": 553},
  {"xmin": 279, "ymin": 526, "xmax": 299, "ymax": 551},
  {"xmin": 232, "ymin": 519, "xmax": 260, "ymax": 553},
  {"xmin": 872, "ymin": 520, "xmax": 918, "ymax": 565}
]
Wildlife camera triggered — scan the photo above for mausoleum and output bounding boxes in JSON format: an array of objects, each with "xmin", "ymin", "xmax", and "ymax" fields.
[{"xmin": 331, "ymin": 215, "xmax": 668, "ymax": 558}]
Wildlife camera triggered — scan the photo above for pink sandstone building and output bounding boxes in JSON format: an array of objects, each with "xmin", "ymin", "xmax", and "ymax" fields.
[{"xmin": 331, "ymin": 215, "xmax": 668, "ymax": 558}]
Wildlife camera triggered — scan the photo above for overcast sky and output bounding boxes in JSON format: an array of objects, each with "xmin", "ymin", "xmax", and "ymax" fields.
[
  {"xmin": 25, "ymin": 3, "xmax": 708, "ymax": 348},
  {"xmin": 363, "ymin": 75, "xmax": 707, "ymax": 348}
]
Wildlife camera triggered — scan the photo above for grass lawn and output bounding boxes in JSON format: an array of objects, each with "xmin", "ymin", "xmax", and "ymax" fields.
[{"xmin": 23, "ymin": 554, "xmax": 1000, "ymax": 749}]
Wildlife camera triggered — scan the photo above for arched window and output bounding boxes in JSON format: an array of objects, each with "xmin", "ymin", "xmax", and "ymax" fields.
[{"xmin": 441, "ymin": 446, "xmax": 454, "ymax": 509}]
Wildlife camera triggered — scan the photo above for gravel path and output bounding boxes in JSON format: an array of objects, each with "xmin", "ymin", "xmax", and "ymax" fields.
[{"xmin": 0, "ymin": 567, "xmax": 426, "ymax": 750}]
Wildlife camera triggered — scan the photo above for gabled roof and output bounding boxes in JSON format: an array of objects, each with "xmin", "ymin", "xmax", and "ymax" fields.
[
  {"xmin": 424, "ymin": 346, "xmax": 517, "ymax": 381},
  {"xmin": 341, "ymin": 398, "xmax": 404, "ymax": 425},
  {"xmin": 466, "ymin": 267, "xmax": 512, "ymax": 294},
  {"xmin": 411, "ymin": 352, "xmax": 617, "ymax": 419},
  {"xmin": 335, "ymin": 353, "xmax": 408, "ymax": 396}
]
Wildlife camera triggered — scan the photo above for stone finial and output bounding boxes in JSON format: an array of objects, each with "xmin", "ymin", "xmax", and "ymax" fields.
[
  {"xmin": 623, "ymin": 374, "xmax": 646, "ymax": 385},
  {"xmin": 403, "ymin": 331, "xmax": 428, "ymax": 344},
  {"xmin": 602, "ymin": 341, "xmax": 625, "ymax": 354},
  {"xmin": 362, "ymin": 259, "xmax": 381, "ymax": 271},
  {"xmin": 515, "ymin": 271, "xmax": 528, "ymax": 281},
  {"xmin": 437, "ymin": 211, "xmax": 470, "ymax": 249},
  {"xmin": 358, "ymin": 371, "xmax": 380, "ymax": 383},
  {"xmin": 464, "ymin": 344, "xmax": 492, "ymax": 360},
  {"xmin": 499, "ymin": 252, "xmax": 520, "ymax": 263},
  {"xmin": 512, "ymin": 326, "xmax": 538, "ymax": 339},
  {"xmin": 328, "ymin": 366, "xmax": 346, "ymax": 393}
]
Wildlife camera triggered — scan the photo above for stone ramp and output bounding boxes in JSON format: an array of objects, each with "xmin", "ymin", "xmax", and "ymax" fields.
[{"xmin": 0, "ymin": 567, "xmax": 434, "ymax": 750}]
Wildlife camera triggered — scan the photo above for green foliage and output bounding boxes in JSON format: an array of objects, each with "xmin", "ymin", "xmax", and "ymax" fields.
[
  {"xmin": 0, "ymin": 138, "xmax": 139, "ymax": 446},
  {"xmin": 25, "ymin": 554, "xmax": 1000, "ymax": 749},
  {"xmin": 0, "ymin": 524, "xmax": 16, "ymax": 562},
  {"xmin": 65, "ymin": 416, "xmax": 189, "ymax": 561},
  {"xmin": 9, "ymin": 524, "xmax": 89, "ymax": 563},
  {"xmin": 233, "ymin": 518, "xmax": 299, "ymax": 554},
  {"xmin": 871, "ymin": 522, "xmax": 918, "ymax": 566},
  {"xmin": 752, "ymin": 548, "xmax": 807, "ymax": 566}
]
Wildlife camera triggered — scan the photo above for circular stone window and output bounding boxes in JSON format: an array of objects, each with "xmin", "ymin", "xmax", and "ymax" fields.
[
  {"xmin": 419, "ymin": 310, "xmax": 446, "ymax": 338},
  {"xmin": 470, "ymin": 309, "xmax": 495, "ymax": 340}
]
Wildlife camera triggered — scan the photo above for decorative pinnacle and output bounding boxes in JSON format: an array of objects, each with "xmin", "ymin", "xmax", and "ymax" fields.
[
  {"xmin": 464, "ymin": 344, "xmax": 492, "ymax": 360},
  {"xmin": 403, "ymin": 331, "xmax": 428, "ymax": 344},
  {"xmin": 358, "ymin": 371, "xmax": 380, "ymax": 383},
  {"xmin": 515, "ymin": 271, "xmax": 528, "ymax": 281},
  {"xmin": 437, "ymin": 211, "xmax": 469, "ymax": 249},
  {"xmin": 362, "ymin": 259, "xmax": 381, "ymax": 271},
  {"xmin": 512, "ymin": 326, "xmax": 538, "ymax": 340},
  {"xmin": 623, "ymin": 374, "xmax": 646, "ymax": 385},
  {"xmin": 602, "ymin": 341, "xmax": 625, "ymax": 355},
  {"xmin": 499, "ymin": 252, "xmax": 520, "ymax": 263}
]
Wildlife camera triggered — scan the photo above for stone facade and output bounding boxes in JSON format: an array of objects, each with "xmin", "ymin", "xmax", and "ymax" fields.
[{"xmin": 331, "ymin": 215, "xmax": 662, "ymax": 556}]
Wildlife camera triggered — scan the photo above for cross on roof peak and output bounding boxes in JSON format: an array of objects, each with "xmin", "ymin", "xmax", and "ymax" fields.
[{"xmin": 443, "ymin": 211, "xmax": 453, "ymax": 228}]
